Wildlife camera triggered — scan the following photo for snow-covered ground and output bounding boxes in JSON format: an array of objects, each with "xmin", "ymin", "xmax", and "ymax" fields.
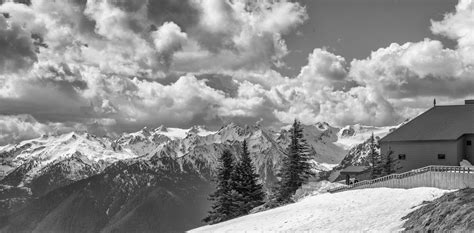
[
  {"xmin": 190, "ymin": 187, "xmax": 450, "ymax": 233},
  {"xmin": 293, "ymin": 180, "xmax": 345, "ymax": 201},
  {"xmin": 460, "ymin": 159, "xmax": 474, "ymax": 167}
]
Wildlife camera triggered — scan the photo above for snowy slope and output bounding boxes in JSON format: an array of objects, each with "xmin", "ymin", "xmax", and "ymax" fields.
[
  {"xmin": 278, "ymin": 122, "xmax": 347, "ymax": 164},
  {"xmin": 0, "ymin": 122, "xmax": 401, "ymax": 230},
  {"xmin": 0, "ymin": 122, "xmax": 397, "ymax": 189},
  {"xmin": 190, "ymin": 188, "xmax": 450, "ymax": 232},
  {"xmin": 0, "ymin": 132, "xmax": 141, "ymax": 201},
  {"xmin": 335, "ymin": 124, "xmax": 397, "ymax": 150},
  {"xmin": 0, "ymin": 132, "xmax": 137, "ymax": 185},
  {"xmin": 117, "ymin": 122, "xmax": 348, "ymax": 186}
]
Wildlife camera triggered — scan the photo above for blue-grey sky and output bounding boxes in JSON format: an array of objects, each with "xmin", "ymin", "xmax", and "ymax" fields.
[
  {"xmin": 280, "ymin": 0, "xmax": 458, "ymax": 77},
  {"xmin": 0, "ymin": 0, "xmax": 473, "ymax": 145}
]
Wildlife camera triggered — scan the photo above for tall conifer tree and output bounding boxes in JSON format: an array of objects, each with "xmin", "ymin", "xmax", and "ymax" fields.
[
  {"xmin": 369, "ymin": 133, "xmax": 383, "ymax": 179},
  {"xmin": 231, "ymin": 140, "xmax": 265, "ymax": 216},
  {"xmin": 276, "ymin": 119, "xmax": 313, "ymax": 203},
  {"xmin": 203, "ymin": 150, "xmax": 236, "ymax": 224},
  {"xmin": 380, "ymin": 149, "xmax": 398, "ymax": 176}
]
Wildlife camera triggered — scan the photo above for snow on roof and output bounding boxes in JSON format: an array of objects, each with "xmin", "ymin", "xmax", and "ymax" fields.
[{"xmin": 381, "ymin": 104, "xmax": 474, "ymax": 142}]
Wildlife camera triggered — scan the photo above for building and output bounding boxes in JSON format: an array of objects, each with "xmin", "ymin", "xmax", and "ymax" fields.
[
  {"xmin": 380, "ymin": 100, "xmax": 474, "ymax": 172},
  {"xmin": 339, "ymin": 166, "xmax": 371, "ymax": 184}
]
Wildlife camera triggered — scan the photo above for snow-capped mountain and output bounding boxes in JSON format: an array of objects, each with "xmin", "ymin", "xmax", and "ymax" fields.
[
  {"xmin": 327, "ymin": 123, "xmax": 404, "ymax": 181},
  {"xmin": 336, "ymin": 124, "xmax": 397, "ymax": 150},
  {"xmin": 0, "ymin": 121, "xmax": 397, "ymax": 231},
  {"xmin": 0, "ymin": 132, "xmax": 137, "ymax": 191},
  {"xmin": 277, "ymin": 122, "xmax": 347, "ymax": 164},
  {"xmin": 0, "ymin": 121, "xmax": 397, "ymax": 197}
]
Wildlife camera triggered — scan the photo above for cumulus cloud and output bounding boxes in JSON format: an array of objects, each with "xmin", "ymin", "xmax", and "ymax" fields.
[
  {"xmin": 0, "ymin": 13, "xmax": 37, "ymax": 74},
  {"xmin": 152, "ymin": 22, "xmax": 188, "ymax": 69},
  {"xmin": 344, "ymin": 0, "xmax": 474, "ymax": 121},
  {"xmin": 431, "ymin": 0, "xmax": 474, "ymax": 64},
  {"xmin": 349, "ymin": 40, "xmax": 473, "ymax": 98},
  {"xmin": 0, "ymin": 114, "xmax": 72, "ymax": 145},
  {"xmin": 173, "ymin": 0, "xmax": 307, "ymax": 72},
  {"xmin": 297, "ymin": 49, "xmax": 355, "ymax": 91},
  {"xmin": 269, "ymin": 0, "xmax": 474, "ymax": 126},
  {"xmin": 1, "ymin": 0, "xmax": 474, "ymax": 143}
]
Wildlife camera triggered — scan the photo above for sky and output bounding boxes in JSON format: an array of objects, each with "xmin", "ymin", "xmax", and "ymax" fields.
[
  {"xmin": 0, "ymin": 0, "xmax": 473, "ymax": 145},
  {"xmin": 281, "ymin": 0, "xmax": 459, "ymax": 77}
]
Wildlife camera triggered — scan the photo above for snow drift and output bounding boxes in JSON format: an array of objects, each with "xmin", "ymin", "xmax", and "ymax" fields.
[{"xmin": 190, "ymin": 187, "xmax": 450, "ymax": 232}]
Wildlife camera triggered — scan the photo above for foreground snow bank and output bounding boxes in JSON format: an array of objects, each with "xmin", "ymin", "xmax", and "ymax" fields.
[
  {"xmin": 293, "ymin": 180, "xmax": 345, "ymax": 201},
  {"xmin": 460, "ymin": 159, "xmax": 474, "ymax": 167},
  {"xmin": 190, "ymin": 188, "xmax": 450, "ymax": 232},
  {"xmin": 403, "ymin": 188, "xmax": 474, "ymax": 232}
]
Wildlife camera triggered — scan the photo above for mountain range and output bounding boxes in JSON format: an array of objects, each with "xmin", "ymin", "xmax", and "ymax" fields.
[{"xmin": 0, "ymin": 122, "xmax": 397, "ymax": 232}]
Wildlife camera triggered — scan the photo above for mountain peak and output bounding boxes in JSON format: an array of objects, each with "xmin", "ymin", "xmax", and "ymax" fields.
[
  {"xmin": 315, "ymin": 122, "xmax": 331, "ymax": 131},
  {"xmin": 140, "ymin": 127, "xmax": 152, "ymax": 137},
  {"xmin": 219, "ymin": 122, "xmax": 241, "ymax": 130},
  {"xmin": 154, "ymin": 125, "xmax": 167, "ymax": 132}
]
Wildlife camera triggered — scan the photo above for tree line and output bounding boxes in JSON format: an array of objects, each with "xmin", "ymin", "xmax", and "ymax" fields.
[
  {"xmin": 368, "ymin": 133, "xmax": 399, "ymax": 179},
  {"xmin": 204, "ymin": 120, "xmax": 313, "ymax": 224}
]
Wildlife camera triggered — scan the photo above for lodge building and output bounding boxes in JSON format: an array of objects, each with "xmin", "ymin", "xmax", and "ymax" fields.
[{"xmin": 380, "ymin": 100, "xmax": 474, "ymax": 172}]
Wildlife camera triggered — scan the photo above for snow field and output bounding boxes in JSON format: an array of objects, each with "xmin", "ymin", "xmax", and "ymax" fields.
[{"xmin": 190, "ymin": 187, "xmax": 451, "ymax": 233}]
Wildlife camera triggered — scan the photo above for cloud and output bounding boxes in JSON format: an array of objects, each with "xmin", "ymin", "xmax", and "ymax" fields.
[
  {"xmin": 349, "ymin": 38, "xmax": 474, "ymax": 100},
  {"xmin": 342, "ymin": 0, "xmax": 474, "ymax": 121},
  {"xmin": 152, "ymin": 22, "xmax": 188, "ymax": 69},
  {"xmin": 0, "ymin": 114, "xmax": 72, "ymax": 145},
  {"xmin": 1, "ymin": 0, "xmax": 474, "ymax": 144},
  {"xmin": 297, "ymin": 49, "xmax": 356, "ymax": 91},
  {"xmin": 266, "ymin": 0, "xmax": 474, "ymax": 127},
  {"xmin": 0, "ymin": 13, "xmax": 37, "ymax": 74},
  {"xmin": 431, "ymin": 0, "xmax": 474, "ymax": 64},
  {"xmin": 172, "ymin": 0, "xmax": 307, "ymax": 72}
]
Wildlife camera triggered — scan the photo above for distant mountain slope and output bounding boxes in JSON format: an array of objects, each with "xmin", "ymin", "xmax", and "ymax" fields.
[
  {"xmin": 0, "ymin": 121, "xmax": 398, "ymax": 231},
  {"xmin": 335, "ymin": 124, "xmax": 397, "ymax": 150},
  {"xmin": 0, "ymin": 132, "xmax": 137, "ymax": 189},
  {"xmin": 0, "ymin": 157, "xmax": 213, "ymax": 233},
  {"xmin": 328, "ymin": 123, "xmax": 402, "ymax": 181},
  {"xmin": 0, "ymin": 132, "xmax": 139, "ymax": 216}
]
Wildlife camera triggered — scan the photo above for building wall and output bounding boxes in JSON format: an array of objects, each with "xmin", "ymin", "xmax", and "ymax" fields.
[
  {"xmin": 380, "ymin": 140, "xmax": 460, "ymax": 173},
  {"xmin": 462, "ymin": 134, "xmax": 474, "ymax": 163},
  {"xmin": 457, "ymin": 137, "xmax": 464, "ymax": 162}
]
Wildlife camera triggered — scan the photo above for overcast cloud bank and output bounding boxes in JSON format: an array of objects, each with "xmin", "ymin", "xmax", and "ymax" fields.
[{"xmin": 0, "ymin": 0, "xmax": 473, "ymax": 145}]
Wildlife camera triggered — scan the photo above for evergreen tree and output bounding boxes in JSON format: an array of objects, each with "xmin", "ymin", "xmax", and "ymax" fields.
[
  {"xmin": 203, "ymin": 150, "xmax": 236, "ymax": 224},
  {"xmin": 380, "ymin": 149, "xmax": 398, "ymax": 176},
  {"xmin": 369, "ymin": 133, "xmax": 383, "ymax": 179},
  {"xmin": 231, "ymin": 140, "xmax": 265, "ymax": 216},
  {"xmin": 276, "ymin": 119, "xmax": 313, "ymax": 203}
]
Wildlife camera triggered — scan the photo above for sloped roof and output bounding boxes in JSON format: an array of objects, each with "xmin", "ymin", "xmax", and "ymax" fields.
[
  {"xmin": 381, "ymin": 105, "xmax": 474, "ymax": 142},
  {"xmin": 340, "ymin": 166, "xmax": 369, "ymax": 174}
]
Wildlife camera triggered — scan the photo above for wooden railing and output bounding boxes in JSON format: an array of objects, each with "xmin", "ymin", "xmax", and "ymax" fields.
[{"xmin": 328, "ymin": 166, "xmax": 474, "ymax": 193}]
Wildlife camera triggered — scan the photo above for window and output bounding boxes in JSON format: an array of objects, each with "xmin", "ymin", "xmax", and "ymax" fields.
[
  {"xmin": 398, "ymin": 154, "xmax": 406, "ymax": 160},
  {"xmin": 438, "ymin": 154, "xmax": 446, "ymax": 160},
  {"xmin": 467, "ymin": 140, "xmax": 472, "ymax": 146}
]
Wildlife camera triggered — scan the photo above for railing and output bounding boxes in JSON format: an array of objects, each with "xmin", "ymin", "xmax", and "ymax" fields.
[{"xmin": 328, "ymin": 166, "xmax": 474, "ymax": 193}]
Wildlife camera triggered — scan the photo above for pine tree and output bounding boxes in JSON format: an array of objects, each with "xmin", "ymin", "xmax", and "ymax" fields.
[
  {"xmin": 231, "ymin": 140, "xmax": 265, "ymax": 216},
  {"xmin": 381, "ymin": 149, "xmax": 398, "ymax": 176},
  {"xmin": 203, "ymin": 150, "xmax": 236, "ymax": 224},
  {"xmin": 276, "ymin": 119, "xmax": 313, "ymax": 203},
  {"xmin": 369, "ymin": 133, "xmax": 383, "ymax": 179}
]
